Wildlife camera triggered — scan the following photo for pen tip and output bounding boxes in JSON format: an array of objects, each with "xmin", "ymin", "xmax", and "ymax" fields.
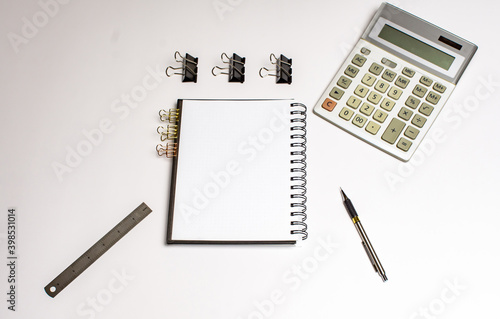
[{"xmin": 339, "ymin": 188, "xmax": 347, "ymax": 201}]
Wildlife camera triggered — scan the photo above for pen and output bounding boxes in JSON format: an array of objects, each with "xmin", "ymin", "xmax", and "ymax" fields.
[{"xmin": 340, "ymin": 188, "xmax": 387, "ymax": 282}]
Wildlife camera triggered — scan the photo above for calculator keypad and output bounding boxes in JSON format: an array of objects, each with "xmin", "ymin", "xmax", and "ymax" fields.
[
  {"xmin": 352, "ymin": 54, "xmax": 367, "ymax": 67},
  {"xmin": 369, "ymin": 63, "xmax": 383, "ymax": 75},
  {"xmin": 375, "ymin": 80, "xmax": 389, "ymax": 93},
  {"xmin": 316, "ymin": 42, "xmax": 452, "ymax": 161},
  {"xmin": 382, "ymin": 118, "xmax": 405, "ymax": 144},
  {"xmin": 362, "ymin": 74, "xmax": 376, "ymax": 86},
  {"xmin": 322, "ymin": 98, "xmax": 336, "ymax": 112},
  {"xmin": 405, "ymin": 96, "xmax": 420, "ymax": 109},
  {"xmin": 395, "ymin": 76, "xmax": 410, "ymax": 89},
  {"xmin": 419, "ymin": 103, "xmax": 434, "ymax": 116},
  {"xmin": 365, "ymin": 121, "xmax": 380, "ymax": 135},
  {"xmin": 433, "ymin": 82, "xmax": 446, "ymax": 93},
  {"xmin": 397, "ymin": 138, "xmax": 412, "ymax": 151},
  {"xmin": 345, "ymin": 65, "xmax": 360, "ymax": 78},
  {"xmin": 402, "ymin": 67, "xmax": 415, "ymax": 78},
  {"xmin": 412, "ymin": 84, "xmax": 427, "ymax": 98},
  {"xmin": 329, "ymin": 87, "xmax": 344, "ymax": 100},
  {"xmin": 337, "ymin": 76, "xmax": 352, "ymax": 89},
  {"xmin": 398, "ymin": 107, "xmax": 413, "ymax": 121},
  {"xmin": 404, "ymin": 126, "xmax": 419, "ymax": 140},
  {"xmin": 339, "ymin": 107, "xmax": 354, "ymax": 120},
  {"xmin": 420, "ymin": 76, "xmax": 433, "ymax": 86},
  {"xmin": 382, "ymin": 70, "xmax": 396, "ymax": 82}
]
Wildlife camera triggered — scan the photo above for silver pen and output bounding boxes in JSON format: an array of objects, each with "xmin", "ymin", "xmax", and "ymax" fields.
[{"xmin": 340, "ymin": 188, "xmax": 387, "ymax": 282}]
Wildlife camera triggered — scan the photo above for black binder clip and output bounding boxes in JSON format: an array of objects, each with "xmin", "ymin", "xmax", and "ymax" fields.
[
  {"xmin": 259, "ymin": 53, "xmax": 292, "ymax": 84},
  {"xmin": 165, "ymin": 51, "xmax": 198, "ymax": 83},
  {"xmin": 212, "ymin": 53, "xmax": 245, "ymax": 83}
]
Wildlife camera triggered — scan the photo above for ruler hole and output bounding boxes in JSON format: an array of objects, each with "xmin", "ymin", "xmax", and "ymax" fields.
[{"xmin": 50, "ymin": 286, "xmax": 56, "ymax": 292}]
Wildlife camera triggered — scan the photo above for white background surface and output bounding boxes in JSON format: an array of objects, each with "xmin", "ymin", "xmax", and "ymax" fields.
[{"xmin": 1, "ymin": 0, "xmax": 499, "ymax": 318}]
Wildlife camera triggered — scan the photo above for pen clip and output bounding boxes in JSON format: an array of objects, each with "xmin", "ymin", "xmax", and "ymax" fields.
[{"xmin": 362, "ymin": 241, "xmax": 378, "ymax": 273}]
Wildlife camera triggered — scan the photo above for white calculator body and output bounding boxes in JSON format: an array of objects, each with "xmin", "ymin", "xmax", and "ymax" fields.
[{"xmin": 313, "ymin": 3, "xmax": 477, "ymax": 161}]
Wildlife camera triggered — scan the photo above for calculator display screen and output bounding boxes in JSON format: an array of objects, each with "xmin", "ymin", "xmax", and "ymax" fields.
[{"xmin": 378, "ymin": 24, "xmax": 455, "ymax": 70}]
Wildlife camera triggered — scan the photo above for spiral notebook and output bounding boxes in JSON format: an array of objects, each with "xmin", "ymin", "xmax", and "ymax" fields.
[{"xmin": 164, "ymin": 99, "xmax": 307, "ymax": 244}]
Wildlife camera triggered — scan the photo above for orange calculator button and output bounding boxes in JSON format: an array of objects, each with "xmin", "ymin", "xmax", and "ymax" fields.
[{"xmin": 322, "ymin": 98, "xmax": 337, "ymax": 112}]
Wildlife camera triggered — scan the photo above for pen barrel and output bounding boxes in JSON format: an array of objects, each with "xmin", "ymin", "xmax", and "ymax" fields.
[
  {"xmin": 343, "ymin": 199, "xmax": 358, "ymax": 220},
  {"xmin": 354, "ymin": 221, "xmax": 386, "ymax": 280}
]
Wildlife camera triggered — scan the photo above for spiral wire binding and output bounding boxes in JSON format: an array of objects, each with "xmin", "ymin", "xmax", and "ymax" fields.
[{"xmin": 289, "ymin": 103, "xmax": 307, "ymax": 240}]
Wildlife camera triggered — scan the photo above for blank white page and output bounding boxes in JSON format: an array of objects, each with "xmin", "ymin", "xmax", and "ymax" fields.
[{"xmin": 169, "ymin": 99, "xmax": 296, "ymax": 243}]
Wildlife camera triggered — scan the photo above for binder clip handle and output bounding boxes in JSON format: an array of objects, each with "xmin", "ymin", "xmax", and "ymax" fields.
[
  {"xmin": 165, "ymin": 66, "xmax": 183, "ymax": 77},
  {"xmin": 259, "ymin": 67, "xmax": 272, "ymax": 78},
  {"xmin": 211, "ymin": 65, "xmax": 227, "ymax": 76}
]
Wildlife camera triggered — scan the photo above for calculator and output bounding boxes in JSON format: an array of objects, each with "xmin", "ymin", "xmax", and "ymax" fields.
[{"xmin": 313, "ymin": 3, "xmax": 477, "ymax": 161}]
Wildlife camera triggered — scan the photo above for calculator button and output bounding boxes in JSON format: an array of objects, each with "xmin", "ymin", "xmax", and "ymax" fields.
[
  {"xmin": 402, "ymin": 67, "xmax": 415, "ymax": 78},
  {"xmin": 352, "ymin": 54, "xmax": 367, "ymax": 67},
  {"xmin": 329, "ymin": 87, "xmax": 344, "ymax": 100},
  {"xmin": 380, "ymin": 98, "xmax": 395, "ymax": 111},
  {"xmin": 321, "ymin": 98, "xmax": 336, "ymax": 112},
  {"xmin": 420, "ymin": 76, "xmax": 433, "ymax": 87},
  {"xmin": 369, "ymin": 63, "xmax": 384, "ymax": 75},
  {"xmin": 354, "ymin": 85, "xmax": 369, "ymax": 98},
  {"xmin": 347, "ymin": 96, "xmax": 361, "ymax": 109},
  {"xmin": 360, "ymin": 102, "xmax": 374, "ymax": 116},
  {"xmin": 345, "ymin": 65, "xmax": 360, "ymax": 78},
  {"xmin": 375, "ymin": 80, "xmax": 389, "ymax": 93},
  {"xmin": 397, "ymin": 137, "xmax": 412, "ymax": 152},
  {"xmin": 367, "ymin": 91, "xmax": 382, "ymax": 105},
  {"xmin": 387, "ymin": 86, "xmax": 403, "ymax": 100},
  {"xmin": 404, "ymin": 126, "xmax": 420, "ymax": 140},
  {"xmin": 395, "ymin": 75, "xmax": 410, "ymax": 89},
  {"xmin": 352, "ymin": 114, "xmax": 367, "ymax": 128},
  {"xmin": 398, "ymin": 107, "xmax": 414, "ymax": 121},
  {"xmin": 373, "ymin": 109, "xmax": 388, "ymax": 123},
  {"xmin": 361, "ymin": 73, "xmax": 376, "ymax": 87},
  {"xmin": 365, "ymin": 121, "xmax": 381, "ymax": 135},
  {"xmin": 337, "ymin": 76, "xmax": 352, "ymax": 89},
  {"xmin": 381, "ymin": 58, "xmax": 397, "ymax": 68},
  {"xmin": 339, "ymin": 107, "xmax": 354, "ymax": 121},
  {"xmin": 412, "ymin": 84, "xmax": 427, "ymax": 98},
  {"xmin": 382, "ymin": 70, "xmax": 396, "ymax": 82},
  {"xmin": 433, "ymin": 82, "xmax": 446, "ymax": 93},
  {"xmin": 425, "ymin": 91, "xmax": 441, "ymax": 105},
  {"xmin": 411, "ymin": 114, "xmax": 427, "ymax": 128},
  {"xmin": 381, "ymin": 118, "xmax": 405, "ymax": 144},
  {"xmin": 360, "ymin": 47, "xmax": 371, "ymax": 55},
  {"xmin": 419, "ymin": 103, "xmax": 434, "ymax": 116},
  {"xmin": 405, "ymin": 96, "xmax": 421, "ymax": 109}
]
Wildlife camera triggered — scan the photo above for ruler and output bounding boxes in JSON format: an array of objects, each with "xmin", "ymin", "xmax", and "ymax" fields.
[{"xmin": 44, "ymin": 202, "xmax": 152, "ymax": 298}]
